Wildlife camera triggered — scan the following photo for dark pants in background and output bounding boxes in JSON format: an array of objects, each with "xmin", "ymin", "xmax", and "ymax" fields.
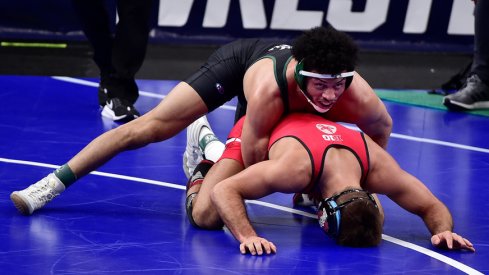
[{"xmin": 72, "ymin": 0, "xmax": 153, "ymax": 105}]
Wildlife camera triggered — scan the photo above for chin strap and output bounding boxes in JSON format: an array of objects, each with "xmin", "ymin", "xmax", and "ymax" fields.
[{"xmin": 298, "ymin": 88, "xmax": 330, "ymax": 113}]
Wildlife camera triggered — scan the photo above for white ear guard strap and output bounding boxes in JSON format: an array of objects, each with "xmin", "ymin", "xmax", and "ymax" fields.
[
  {"xmin": 298, "ymin": 88, "xmax": 329, "ymax": 113},
  {"xmin": 299, "ymin": 70, "xmax": 355, "ymax": 79}
]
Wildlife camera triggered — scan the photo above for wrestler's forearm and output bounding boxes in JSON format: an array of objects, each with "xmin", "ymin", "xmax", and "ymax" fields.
[
  {"xmin": 421, "ymin": 202, "xmax": 454, "ymax": 235},
  {"xmin": 212, "ymin": 185, "xmax": 258, "ymax": 242},
  {"xmin": 360, "ymin": 100, "xmax": 393, "ymax": 149},
  {"xmin": 370, "ymin": 133, "xmax": 390, "ymax": 150},
  {"xmin": 242, "ymin": 139, "xmax": 268, "ymax": 168},
  {"xmin": 365, "ymin": 117, "xmax": 392, "ymax": 149}
]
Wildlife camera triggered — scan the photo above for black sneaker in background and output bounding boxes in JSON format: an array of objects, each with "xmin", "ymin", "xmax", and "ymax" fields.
[
  {"xmin": 98, "ymin": 76, "xmax": 139, "ymax": 107},
  {"xmin": 443, "ymin": 74, "xmax": 489, "ymax": 111},
  {"xmin": 98, "ymin": 85, "xmax": 109, "ymax": 107},
  {"xmin": 101, "ymin": 97, "xmax": 140, "ymax": 122}
]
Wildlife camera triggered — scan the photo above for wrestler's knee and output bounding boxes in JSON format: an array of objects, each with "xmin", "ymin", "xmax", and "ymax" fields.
[{"xmin": 186, "ymin": 193, "xmax": 223, "ymax": 230}]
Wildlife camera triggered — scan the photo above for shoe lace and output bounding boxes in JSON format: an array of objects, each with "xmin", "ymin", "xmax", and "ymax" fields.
[
  {"xmin": 459, "ymin": 74, "xmax": 478, "ymax": 93},
  {"xmin": 459, "ymin": 74, "xmax": 489, "ymax": 99},
  {"xmin": 25, "ymin": 177, "xmax": 60, "ymax": 209},
  {"xmin": 187, "ymin": 122, "xmax": 205, "ymax": 160}
]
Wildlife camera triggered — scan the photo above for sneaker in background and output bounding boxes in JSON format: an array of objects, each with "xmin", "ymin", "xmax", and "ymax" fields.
[
  {"xmin": 101, "ymin": 97, "xmax": 140, "ymax": 122},
  {"xmin": 443, "ymin": 74, "xmax": 489, "ymax": 110},
  {"xmin": 293, "ymin": 193, "xmax": 320, "ymax": 208},
  {"xmin": 98, "ymin": 85, "xmax": 109, "ymax": 107}
]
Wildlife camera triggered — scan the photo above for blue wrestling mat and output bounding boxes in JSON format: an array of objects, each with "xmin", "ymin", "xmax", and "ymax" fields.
[{"xmin": 0, "ymin": 75, "xmax": 487, "ymax": 274}]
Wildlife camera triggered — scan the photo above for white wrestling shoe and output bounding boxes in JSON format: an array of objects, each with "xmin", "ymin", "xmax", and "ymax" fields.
[
  {"xmin": 10, "ymin": 173, "xmax": 66, "ymax": 215},
  {"xmin": 183, "ymin": 116, "xmax": 211, "ymax": 179}
]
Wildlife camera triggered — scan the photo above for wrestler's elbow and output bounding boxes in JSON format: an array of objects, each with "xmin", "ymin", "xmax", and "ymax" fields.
[{"xmin": 242, "ymin": 140, "xmax": 268, "ymax": 167}]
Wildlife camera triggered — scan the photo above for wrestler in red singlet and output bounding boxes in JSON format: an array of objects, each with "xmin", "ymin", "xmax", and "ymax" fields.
[{"xmin": 219, "ymin": 113, "xmax": 369, "ymax": 192}]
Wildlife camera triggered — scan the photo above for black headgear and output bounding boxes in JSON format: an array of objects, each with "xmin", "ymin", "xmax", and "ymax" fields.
[{"xmin": 317, "ymin": 189, "xmax": 377, "ymax": 238}]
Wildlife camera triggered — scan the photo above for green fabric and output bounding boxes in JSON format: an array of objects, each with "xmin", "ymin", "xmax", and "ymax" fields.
[
  {"xmin": 375, "ymin": 89, "xmax": 489, "ymax": 117},
  {"xmin": 54, "ymin": 164, "xmax": 77, "ymax": 187},
  {"xmin": 199, "ymin": 134, "xmax": 219, "ymax": 151}
]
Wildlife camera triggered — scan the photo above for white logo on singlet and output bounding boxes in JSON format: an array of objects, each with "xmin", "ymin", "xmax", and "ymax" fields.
[
  {"xmin": 215, "ymin": 83, "xmax": 224, "ymax": 94},
  {"xmin": 316, "ymin": 123, "xmax": 343, "ymax": 141},
  {"xmin": 268, "ymin": 44, "xmax": 292, "ymax": 52},
  {"xmin": 316, "ymin": 124, "xmax": 337, "ymax": 134}
]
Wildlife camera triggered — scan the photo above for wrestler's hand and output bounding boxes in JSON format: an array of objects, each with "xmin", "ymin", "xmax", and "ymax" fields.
[
  {"xmin": 431, "ymin": 231, "xmax": 475, "ymax": 252},
  {"xmin": 240, "ymin": 236, "xmax": 277, "ymax": 255}
]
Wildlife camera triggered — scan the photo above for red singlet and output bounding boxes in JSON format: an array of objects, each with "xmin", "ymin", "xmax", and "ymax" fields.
[{"xmin": 219, "ymin": 113, "xmax": 369, "ymax": 192}]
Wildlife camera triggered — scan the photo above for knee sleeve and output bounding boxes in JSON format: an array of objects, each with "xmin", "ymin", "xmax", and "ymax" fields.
[{"xmin": 185, "ymin": 192, "xmax": 201, "ymax": 228}]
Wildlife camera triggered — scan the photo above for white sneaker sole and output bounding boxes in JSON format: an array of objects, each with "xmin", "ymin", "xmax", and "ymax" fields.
[
  {"xmin": 101, "ymin": 105, "xmax": 129, "ymax": 121},
  {"xmin": 10, "ymin": 192, "xmax": 33, "ymax": 215},
  {"xmin": 444, "ymin": 99, "xmax": 489, "ymax": 110}
]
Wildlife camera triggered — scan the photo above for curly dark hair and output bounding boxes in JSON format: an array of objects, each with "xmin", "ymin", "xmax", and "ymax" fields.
[
  {"xmin": 336, "ymin": 197, "xmax": 383, "ymax": 247},
  {"xmin": 292, "ymin": 26, "xmax": 358, "ymax": 74}
]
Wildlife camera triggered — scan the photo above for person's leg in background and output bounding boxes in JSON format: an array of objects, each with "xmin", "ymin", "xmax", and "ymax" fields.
[
  {"xmin": 100, "ymin": 0, "xmax": 154, "ymax": 121},
  {"xmin": 472, "ymin": 0, "xmax": 489, "ymax": 87},
  {"xmin": 72, "ymin": 0, "xmax": 154, "ymax": 122},
  {"xmin": 106, "ymin": 0, "xmax": 153, "ymax": 111},
  {"xmin": 72, "ymin": 0, "xmax": 114, "ymax": 106},
  {"xmin": 444, "ymin": 0, "xmax": 489, "ymax": 110}
]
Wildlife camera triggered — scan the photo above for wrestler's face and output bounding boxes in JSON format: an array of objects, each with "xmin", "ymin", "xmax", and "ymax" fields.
[{"xmin": 305, "ymin": 76, "xmax": 347, "ymax": 112}]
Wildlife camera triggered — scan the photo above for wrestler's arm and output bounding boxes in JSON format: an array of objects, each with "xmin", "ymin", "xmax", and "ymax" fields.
[
  {"xmin": 212, "ymin": 143, "xmax": 310, "ymax": 255},
  {"xmin": 241, "ymin": 69, "xmax": 284, "ymax": 167},
  {"xmin": 366, "ymin": 138, "xmax": 475, "ymax": 252},
  {"xmin": 348, "ymin": 74, "xmax": 392, "ymax": 149},
  {"xmin": 211, "ymin": 161, "xmax": 279, "ymax": 255}
]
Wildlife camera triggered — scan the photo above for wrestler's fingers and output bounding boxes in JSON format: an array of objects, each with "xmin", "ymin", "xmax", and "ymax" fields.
[
  {"xmin": 462, "ymin": 237, "xmax": 474, "ymax": 248},
  {"xmin": 253, "ymin": 240, "xmax": 264, "ymax": 255},
  {"xmin": 248, "ymin": 243, "xmax": 258, "ymax": 255},
  {"xmin": 240, "ymin": 243, "xmax": 247, "ymax": 254},
  {"xmin": 431, "ymin": 234, "xmax": 441, "ymax": 246},
  {"xmin": 444, "ymin": 232, "xmax": 454, "ymax": 249},
  {"xmin": 269, "ymin": 241, "xmax": 277, "ymax": 254},
  {"xmin": 259, "ymin": 239, "xmax": 276, "ymax": 254},
  {"xmin": 240, "ymin": 242, "xmax": 257, "ymax": 255},
  {"xmin": 455, "ymin": 236, "xmax": 475, "ymax": 252}
]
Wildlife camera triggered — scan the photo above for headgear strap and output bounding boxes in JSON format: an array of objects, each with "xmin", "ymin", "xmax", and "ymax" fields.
[
  {"xmin": 294, "ymin": 59, "xmax": 355, "ymax": 113},
  {"xmin": 318, "ymin": 189, "xmax": 377, "ymax": 238},
  {"xmin": 298, "ymin": 70, "xmax": 355, "ymax": 79}
]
